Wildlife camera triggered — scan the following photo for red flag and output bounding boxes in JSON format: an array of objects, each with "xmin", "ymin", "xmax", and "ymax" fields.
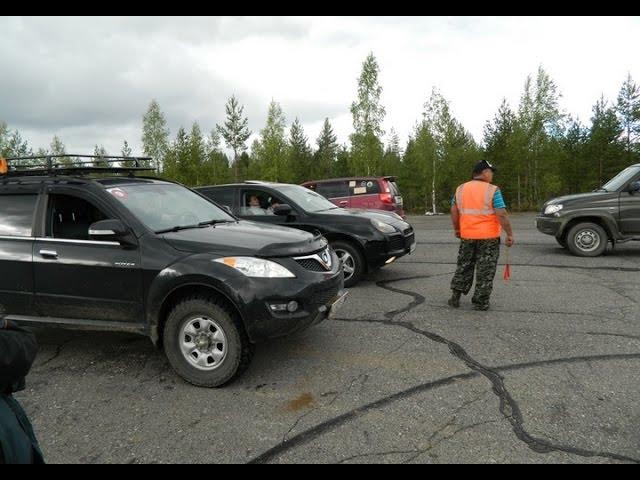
[{"xmin": 503, "ymin": 247, "xmax": 512, "ymax": 281}]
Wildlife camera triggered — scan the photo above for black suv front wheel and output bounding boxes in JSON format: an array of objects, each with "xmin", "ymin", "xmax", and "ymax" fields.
[
  {"xmin": 164, "ymin": 296, "xmax": 254, "ymax": 388},
  {"xmin": 331, "ymin": 240, "xmax": 365, "ymax": 288},
  {"xmin": 566, "ymin": 222, "xmax": 608, "ymax": 257}
]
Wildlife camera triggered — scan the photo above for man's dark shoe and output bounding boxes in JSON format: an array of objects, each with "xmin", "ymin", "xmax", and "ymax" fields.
[
  {"xmin": 473, "ymin": 303, "xmax": 490, "ymax": 311},
  {"xmin": 448, "ymin": 291, "xmax": 462, "ymax": 308}
]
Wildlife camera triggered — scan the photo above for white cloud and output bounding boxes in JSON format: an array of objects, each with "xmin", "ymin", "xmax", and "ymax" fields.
[{"xmin": 1, "ymin": 16, "xmax": 639, "ymax": 156}]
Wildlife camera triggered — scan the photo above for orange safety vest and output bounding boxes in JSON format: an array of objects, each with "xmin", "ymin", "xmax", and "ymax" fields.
[{"xmin": 455, "ymin": 180, "xmax": 502, "ymax": 240}]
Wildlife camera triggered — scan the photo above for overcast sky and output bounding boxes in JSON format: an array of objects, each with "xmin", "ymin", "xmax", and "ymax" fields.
[{"xmin": 1, "ymin": 16, "xmax": 639, "ymax": 156}]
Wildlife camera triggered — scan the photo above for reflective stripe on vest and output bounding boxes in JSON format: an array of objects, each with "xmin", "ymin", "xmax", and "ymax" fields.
[
  {"xmin": 456, "ymin": 182, "xmax": 497, "ymax": 215},
  {"xmin": 456, "ymin": 180, "xmax": 502, "ymax": 240}
]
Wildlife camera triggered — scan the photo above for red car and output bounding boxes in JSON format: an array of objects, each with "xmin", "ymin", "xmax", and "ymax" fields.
[{"xmin": 302, "ymin": 176, "xmax": 406, "ymax": 218}]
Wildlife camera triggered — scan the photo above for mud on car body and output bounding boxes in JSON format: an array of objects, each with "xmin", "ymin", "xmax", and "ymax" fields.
[{"xmin": 0, "ymin": 156, "xmax": 346, "ymax": 387}]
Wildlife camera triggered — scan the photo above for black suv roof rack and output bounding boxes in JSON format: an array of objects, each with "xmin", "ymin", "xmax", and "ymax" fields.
[{"xmin": 0, "ymin": 155, "xmax": 155, "ymax": 178}]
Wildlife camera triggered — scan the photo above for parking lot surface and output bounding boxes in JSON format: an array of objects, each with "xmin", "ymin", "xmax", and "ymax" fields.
[{"xmin": 17, "ymin": 213, "xmax": 640, "ymax": 463}]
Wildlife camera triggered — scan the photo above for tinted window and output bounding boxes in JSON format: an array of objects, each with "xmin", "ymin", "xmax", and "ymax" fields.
[
  {"xmin": 277, "ymin": 185, "xmax": 339, "ymax": 213},
  {"xmin": 316, "ymin": 181, "xmax": 349, "ymax": 199},
  {"xmin": 47, "ymin": 194, "xmax": 110, "ymax": 240},
  {"xmin": 238, "ymin": 190, "xmax": 285, "ymax": 216},
  {"xmin": 0, "ymin": 195, "xmax": 37, "ymax": 237},
  {"xmin": 202, "ymin": 188, "xmax": 235, "ymax": 208},
  {"xmin": 106, "ymin": 184, "xmax": 234, "ymax": 232},
  {"xmin": 351, "ymin": 179, "xmax": 380, "ymax": 195},
  {"xmin": 602, "ymin": 166, "xmax": 640, "ymax": 192}
]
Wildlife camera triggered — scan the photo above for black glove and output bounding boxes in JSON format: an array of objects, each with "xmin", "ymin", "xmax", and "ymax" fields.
[{"xmin": 0, "ymin": 319, "xmax": 38, "ymax": 394}]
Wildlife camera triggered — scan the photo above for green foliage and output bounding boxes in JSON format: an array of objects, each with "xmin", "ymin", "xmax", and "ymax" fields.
[
  {"xmin": 6, "ymin": 59, "xmax": 640, "ymax": 214},
  {"xmin": 217, "ymin": 95, "xmax": 252, "ymax": 182},
  {"xmin": 142, "ymin": 100, "xmax": 170, "ymax": 173}
]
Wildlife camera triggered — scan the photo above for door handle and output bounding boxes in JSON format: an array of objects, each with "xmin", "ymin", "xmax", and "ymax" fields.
[
  {"xmin": 339, "ymin": 201, "xmax": 348, "ymax": 206},
  {"xmin": 39, "ymin": 250, "xmax": 59, "ymax": 259}
]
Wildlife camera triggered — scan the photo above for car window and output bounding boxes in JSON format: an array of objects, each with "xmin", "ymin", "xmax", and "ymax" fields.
[
  {"xmin": 239, "ymin": 190, "xmax": 284, "ymax": 217},
  {"xmin": 350, "ymin": 180, "xmax": 380, "ymax": 196},
  {"xmin": 602, "ymin": 166, "xmax": 640, "ymax": 192},
  {"xmin": 106, "ymin": 183, "xmax": 234, "ymax": 233},
  {"xmin": 316, "ymin": 181, "xmax": 349, "ymax": 199},
  {"xmin": 46, "ymin": 194, "xmax": 111, "ymax": 241},
  {"xmin": 277, "ymin": 185, "xmax": 339, "ymax": 213},
  {"xmin": 201, "ymin": 187, "xmax": 235, "ymax": 209},
  {"xmin": 0, "ymin": 194, "xmax": 38, "ymax": 237}
]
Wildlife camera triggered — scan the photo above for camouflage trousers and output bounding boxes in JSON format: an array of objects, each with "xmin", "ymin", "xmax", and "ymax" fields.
[{"xmin": 450, "ymin": 238, "xmax": 501, "ymax": 307}]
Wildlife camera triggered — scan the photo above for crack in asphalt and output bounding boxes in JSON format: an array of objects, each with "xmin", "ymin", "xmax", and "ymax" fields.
[{"xmin": 248, "ymin": 275, "xmax": 640, "ymax": 464}]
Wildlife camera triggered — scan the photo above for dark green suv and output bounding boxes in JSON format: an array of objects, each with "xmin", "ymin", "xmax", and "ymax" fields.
[{"xmin": 536, "ymin": 164, "xmax": 640, "ymax": 257}]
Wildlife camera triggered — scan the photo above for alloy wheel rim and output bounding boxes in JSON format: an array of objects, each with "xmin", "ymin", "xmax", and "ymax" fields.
[{"xmin": 335, "ymin": 249, "xmax": 356, "ymax": 281}]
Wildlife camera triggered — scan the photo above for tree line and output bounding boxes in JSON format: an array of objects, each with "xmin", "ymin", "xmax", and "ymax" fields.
[{"xmin": 2, "ymin": 53, "xmax": 639, "ymax": 213}]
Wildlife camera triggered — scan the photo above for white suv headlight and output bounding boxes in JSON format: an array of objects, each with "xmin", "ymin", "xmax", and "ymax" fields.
[
  {"xmin": 214, "ymin": 257, "xmax": 295, "ymax": 278},
  {"xmin": 544, "ymin": 204, "xmax": 563, "ymax": 215},
  {"xmin": 371, "ymin": 219, "xmax": 396, "ymax": 234}
]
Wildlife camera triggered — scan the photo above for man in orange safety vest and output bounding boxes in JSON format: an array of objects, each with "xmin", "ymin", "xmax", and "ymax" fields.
[{"xmin": 449, "ymin": 160, "xmax": 515, "ymax": 311}]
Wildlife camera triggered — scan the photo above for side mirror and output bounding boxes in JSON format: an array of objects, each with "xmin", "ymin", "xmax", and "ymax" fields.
[
  {"xmin": 630, "ymin": 181, "xmax": 640, "ymax": 194},
  {"xmin": 273, "ymin": 204, "xmax": 294, "ymax": 217},
  {"xmin": 89, "ymin": 219, "xmax": 129, "ymax": 241}
]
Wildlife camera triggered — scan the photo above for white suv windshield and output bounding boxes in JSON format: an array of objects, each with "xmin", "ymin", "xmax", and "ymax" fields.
[{"xmin": 106, "ymin": 183, "xmax": 234, "ymax": 233}]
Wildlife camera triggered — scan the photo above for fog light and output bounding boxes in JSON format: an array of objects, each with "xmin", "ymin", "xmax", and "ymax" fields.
[
  {"xmin": 270, "ymin": 301, "xmax": 299, "ymax": 313},
  {"xmin": 270, "ymin": 303, "xmax": 288, "ymax": 313},
  {"xmin": 385, "ymin": 256, "xmax": 397, "ymax": 265}
]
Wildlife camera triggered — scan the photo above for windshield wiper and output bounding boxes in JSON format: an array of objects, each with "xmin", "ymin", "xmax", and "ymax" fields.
[
  {"xmin": 197, "ymin": 219, "xmax": 233, "ymax": 227},
  {"xmin": 593, "ymin": 187, "xmax": 608, "ymax": 192},
  {"xmin": 156, "ymin": 219, "xmax": 233, "ymax": 234},
  {"xmin": 155, "ymin": 224, "xmax": 201, "ymax": 234}
]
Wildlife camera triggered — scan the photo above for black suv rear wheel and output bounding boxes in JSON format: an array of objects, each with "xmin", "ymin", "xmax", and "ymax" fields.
[
  {"xmin": 566, "ymin": 222, "xmax": 608, "ymax": 257},
  {"xmin": 164, "ymin": 296, "xmax": 254, "ymax": 388}
]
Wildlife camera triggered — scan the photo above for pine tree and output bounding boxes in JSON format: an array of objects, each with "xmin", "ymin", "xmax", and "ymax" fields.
[
  {"xmin": 314, "ymin": 118, "xmax": 339, "ymax": 179},
  {"xmin": 205, "ymin": 129, "xmax": 230, "ymax": 185},
  {"xmin": 381, "ymin": 128, "xmax": 402, "ymax": 176},
  {"xmin": 288, "ymin": 118, "xmax": 312, "ymax": 183},
  {"xmin": 587, "ymin": 97, "xmax": 624, "ymax": 186},
  {"xmin": 350, "ymin": 53, "xmax": 386, "ymax": 176},
  {"xmin": 93, "ymin": 145, "xmax": 109, "ymax": 168},
  {"xmin": 142, "ymin": 100, "xmax": 170, "ymax": 173},
  {"xmin": 616, "ymin": 73, "xmax": 640, "ymax": 161},
  {"xmin": 217, "ymin": 95, "xmax": 252, "ymax": 182}
]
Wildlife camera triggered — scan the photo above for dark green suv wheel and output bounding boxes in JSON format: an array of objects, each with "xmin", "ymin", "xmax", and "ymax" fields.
[{"xmin": 566, "ymin": 222, "xmax": 608, "ymax": 257}]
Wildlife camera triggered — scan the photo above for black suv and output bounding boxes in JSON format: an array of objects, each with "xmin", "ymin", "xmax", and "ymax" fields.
[
  {"xmin": 196, "ymin": 182, "xmax": 416, "ymax": 287},
  {"xmin": 0, "ymin": 156, "xmax": 346, "ymax": 387},
  {"xmin": 537, "ymin": 164, "xmax": 640, "ymax": 256}
]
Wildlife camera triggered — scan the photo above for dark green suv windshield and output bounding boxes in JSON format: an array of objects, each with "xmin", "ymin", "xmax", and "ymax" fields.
[{"xmin": 602, "ymin": 166, "xmax": 640, "ymax": 192}]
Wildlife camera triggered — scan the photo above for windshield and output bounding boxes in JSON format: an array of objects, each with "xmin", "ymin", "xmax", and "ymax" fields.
[
  {"xmin": 106, "ymin": 183, "xmax": 234, "ymax": 233},
  {"xmin": 601, "ymin": 166, "xmax": 640, "ymax": 192},
  {"xmin": 279, "ymin": 185, "xmax": 340, "ymax": 213}
]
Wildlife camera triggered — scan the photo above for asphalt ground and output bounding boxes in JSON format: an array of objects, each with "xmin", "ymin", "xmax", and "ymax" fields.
[{"xmin": 16, "ymin": 213, "xmax": 640, "ymax": 464}]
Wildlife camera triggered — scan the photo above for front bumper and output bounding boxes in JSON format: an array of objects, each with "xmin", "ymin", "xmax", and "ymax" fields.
[
  {"xmin": 366, "ymin": 228, "xmax": 416, "ymax": 269},
  {"xmin": 536, "ymin": 216, "xmax": 562, "ymax": 237},
  {"xmin": 238, "ymin": 259, "xmax": 346, "ymax": 343}
]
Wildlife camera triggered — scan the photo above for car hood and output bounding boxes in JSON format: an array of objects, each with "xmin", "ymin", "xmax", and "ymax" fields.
[
  {"xmin": 318, "ymin": 208, "xmax": 409, "ymax": 229},
  {"xmin": 545, "ymin": 191, "xmax": 619, "ymax": 208},
  {"xmin": 161, "ymin": 221, "xmax": 327, "ymax": 257}
]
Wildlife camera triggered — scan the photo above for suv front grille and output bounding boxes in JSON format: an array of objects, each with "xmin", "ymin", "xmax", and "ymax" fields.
[{"xmin": 295, "ymin": 258, "xmax": 328, "ymax": 272}]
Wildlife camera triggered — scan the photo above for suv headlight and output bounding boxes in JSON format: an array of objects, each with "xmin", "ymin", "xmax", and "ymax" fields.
[
  {"xmin": 544, "ymin": 204, "xmax": 563, "ymax": 215},
  {"xmin": 214, "ymin": 257, "xmax": 295, "ymax": 278},
  {"xmin": 371, "ymin": 219, "xmax": 397, "ymax": 234}
]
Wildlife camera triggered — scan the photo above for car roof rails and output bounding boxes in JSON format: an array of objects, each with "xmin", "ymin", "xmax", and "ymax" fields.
[
  {"xmin": 0, "ymin": 155, "xmax": 155, "ymax": 178},
  {"xmin": 244, "ymin": 180, "xmax": 278, "ymax": 185}
]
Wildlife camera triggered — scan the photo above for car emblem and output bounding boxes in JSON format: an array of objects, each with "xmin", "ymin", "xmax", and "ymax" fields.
[{"xmin": 320, "ymin": 249, "xmax": 332, "ymax": 269}]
